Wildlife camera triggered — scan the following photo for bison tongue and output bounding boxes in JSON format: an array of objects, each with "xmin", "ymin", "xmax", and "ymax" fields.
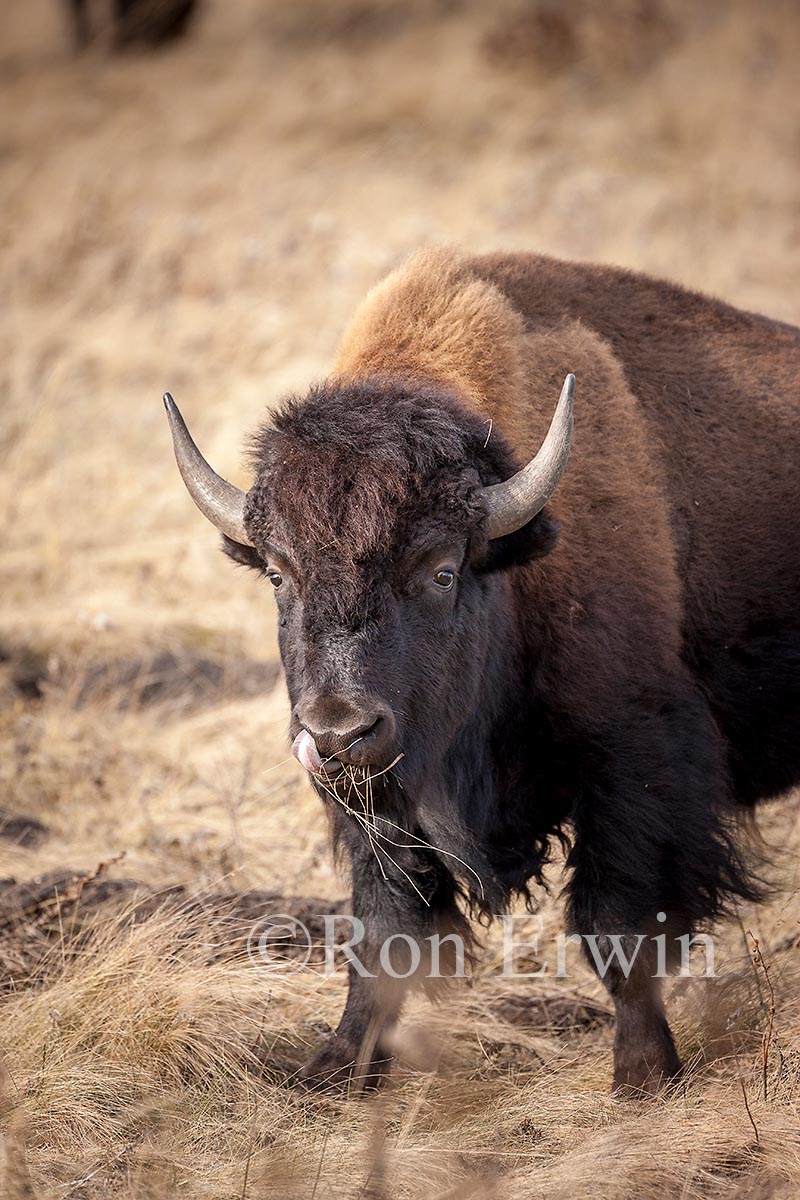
[{"xmin": 292, "ymin": 729, "xmax": 323, "ymax": 773}]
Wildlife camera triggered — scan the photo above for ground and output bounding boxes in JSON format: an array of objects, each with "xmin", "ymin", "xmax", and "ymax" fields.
[{"xmin": 2, "ymin": 1, "xmax": 800, "ymax": 1196}]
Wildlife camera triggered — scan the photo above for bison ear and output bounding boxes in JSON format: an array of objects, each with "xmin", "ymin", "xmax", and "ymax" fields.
[
  {"xmin": 221, "ymin": 534, "xmax": 266, "ymax": 573},
  {"xmin": 478, "ymin": 510, "xmax": 559, "ymax": 573}
]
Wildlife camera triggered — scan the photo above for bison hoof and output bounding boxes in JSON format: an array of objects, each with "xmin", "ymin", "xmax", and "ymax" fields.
[
  {"xmin": 612, "ymin": 1042, "xmax": 682, "ymax": 1096},
  {"xmin": 295, "ymin": 1036, "xmax": 393, "ymax": 1095}
]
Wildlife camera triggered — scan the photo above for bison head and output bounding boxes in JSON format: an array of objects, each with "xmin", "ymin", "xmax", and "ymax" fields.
[{"xmin": 164, "ymin": 375, "xmax": 572, "ymax": 802}]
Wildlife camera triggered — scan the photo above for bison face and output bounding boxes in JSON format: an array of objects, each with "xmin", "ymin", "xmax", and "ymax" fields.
[
  {"xmin": 247, "ymin": 522, "xmax": 505, "ymax": 791},
  {"xmin": 164, "ymin": 374, "xmax": 572, "ymax": 797}
]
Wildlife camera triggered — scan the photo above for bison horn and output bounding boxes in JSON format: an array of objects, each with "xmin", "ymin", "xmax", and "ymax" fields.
[
  {"xmin": 163, "ymin": 393, "xmax": 252, "ymax": 546},
  {"xmin": 482, "ymin": 373, "xmax": 574, "ymax": 539}
]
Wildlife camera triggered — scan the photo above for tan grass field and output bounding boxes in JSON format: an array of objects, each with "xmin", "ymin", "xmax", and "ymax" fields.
[{"xmin": 2, "ymin": 1, "xmax": 800, "ymax": 1195}]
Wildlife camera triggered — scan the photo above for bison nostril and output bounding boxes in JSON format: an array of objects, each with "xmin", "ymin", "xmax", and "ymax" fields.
[
  {"xmin": 352, "ymin": 717, "xmax": 382, "ymax": 745},
  {"xmin": 293, "ymin": 697, "xmax": 396, "ymax": 770},
  {"xmin": 323, "ymin": 717, "xmax": 385, "ymax": 764}
]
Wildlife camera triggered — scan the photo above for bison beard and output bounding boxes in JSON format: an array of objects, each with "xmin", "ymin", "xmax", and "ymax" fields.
[{"xmin": 165, "ymin": 248, "xmax": 800, "ymax": 1095}]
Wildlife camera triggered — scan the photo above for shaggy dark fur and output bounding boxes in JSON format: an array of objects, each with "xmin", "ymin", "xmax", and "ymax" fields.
[{"xmin": 218, "ymin": 249, "xmax": 799, "ymax": 1095}]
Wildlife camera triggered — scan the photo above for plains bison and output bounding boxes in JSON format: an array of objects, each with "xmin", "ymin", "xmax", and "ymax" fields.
[{"xmin": 164, "ymin": 248, "xmax": 800, "ymax": 1092}]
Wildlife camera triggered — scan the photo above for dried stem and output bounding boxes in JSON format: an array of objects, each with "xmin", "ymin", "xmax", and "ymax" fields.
[{"xmin": 747, "ymin": 931, "xmax": 776, "ymax": 1102}]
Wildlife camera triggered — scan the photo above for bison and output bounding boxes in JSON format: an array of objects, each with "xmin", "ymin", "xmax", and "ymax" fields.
[{"xmin": 164, "ymin": 248, "xmax": 800, "ymax": 1093}]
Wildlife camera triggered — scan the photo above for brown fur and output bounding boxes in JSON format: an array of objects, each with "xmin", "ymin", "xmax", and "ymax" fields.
[
  {"xmin": 231, "ymin": 247, "xmax": 799, "ymax": 1094},
  {"xmin": 333, "ymin": 246, "xmax": 800, "ymax": 784},
  {"xmin": 334, "ymin": 247, "xmax": 532, "ymax": 417}
]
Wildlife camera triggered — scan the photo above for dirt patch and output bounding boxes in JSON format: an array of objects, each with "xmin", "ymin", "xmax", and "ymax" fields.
[
  {"xmin": 0, "ymin": 865, "xmax": 347, "ymax": 992},
  {"xmin": 0, "ymin": 641, "xmax": 280, "ymax": 713},
  {"xmin": 477, "ymin": 989, "xmax": 614, "ymax": 1036},
  {"xmin": 0, "ymin": 809, "xmax": 48, "ymax": 847},
  {"xmin": 72, "ymin": 648, "xmax": 280, "ymax": 710}
]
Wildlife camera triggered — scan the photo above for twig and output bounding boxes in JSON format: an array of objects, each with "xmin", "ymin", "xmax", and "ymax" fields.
[
  {"xmin": 738, "ymin": 1076, "xmax": 760, "ymax": 1144},
  {"xmin": 239, "ymin": 1092, "xmax": 259, "ymax": 1200},
  {"xmin": 747, "ymin": 931, "xmax": 776, "ymax": 1102},
  {"xmin": 735, "ymin": 910, "xmax": 764, "ymax": 1009},
  {"xmin": 730, "ymin": 1033, "xmax": 760, "ymax": 1145},
  {"xmin": 310, "ymin": 1125, "xmax": 331, "ymax": 1200}
]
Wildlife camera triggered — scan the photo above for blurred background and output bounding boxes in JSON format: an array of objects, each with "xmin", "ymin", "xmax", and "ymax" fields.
[
  {"xmin": 5, "ymin": 0, "xmax": 800, "ymax": 660},
  {"xmin": 2, "ymin": 3, "xmax": 800, "ymax": 1197}
]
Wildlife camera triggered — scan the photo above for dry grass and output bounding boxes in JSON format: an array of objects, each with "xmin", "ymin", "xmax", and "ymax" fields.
[{"xmin": 2, "ymin": 0, "xmax": 800, "ymax": 1195}]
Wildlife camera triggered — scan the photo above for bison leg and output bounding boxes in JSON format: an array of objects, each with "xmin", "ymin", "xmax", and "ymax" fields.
[
  {"xmin": 297, "ymin": 816, "xmax": 469, "ymax": 1093},
  {"xmin": 565, "ymin": 681, "xmax": 757, "ymax": 1094},
  {"xmin": 296, "ymin": 961, "xmax": 398, "ymax": 1093},
  {"xmin": 565, "ymin": 915, "xmax": 683, "ymax": 1094},
  {"xmin": 566, "ymin": 825, "xmax": 685, "ymax": 1092},
  {"xmin": 602, "ymin": 937, "xmax": 681, "ymax": 1094}
]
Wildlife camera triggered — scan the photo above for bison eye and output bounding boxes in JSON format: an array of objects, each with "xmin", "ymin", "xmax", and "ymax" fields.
[
  {"xmin": 433, "ymin": 568, "xmax": 455, "ymax": 590},
  {"xmin": 267, "ymin": 570, "xmax": 283, "ymax": 589}
]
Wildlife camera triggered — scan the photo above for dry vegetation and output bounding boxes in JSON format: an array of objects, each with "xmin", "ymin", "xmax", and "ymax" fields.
[{"xmin": 2, "ymin": 0, "xmax": 800, "ymax": 1195}]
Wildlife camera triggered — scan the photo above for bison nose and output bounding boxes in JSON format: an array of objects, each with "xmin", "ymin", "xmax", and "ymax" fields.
[{"xmin": 293, "ymin": 694, "xmax": 396, "ymax": 771}]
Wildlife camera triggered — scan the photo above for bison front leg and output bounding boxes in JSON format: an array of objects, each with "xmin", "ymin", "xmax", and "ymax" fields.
[
  {"xmin": 296, "ymin": 958, "xmax": 399, "ymax": 1092},
  {"xmin": 297, "ymin": 819, "xmax": 467, "ymax": 1093}
]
